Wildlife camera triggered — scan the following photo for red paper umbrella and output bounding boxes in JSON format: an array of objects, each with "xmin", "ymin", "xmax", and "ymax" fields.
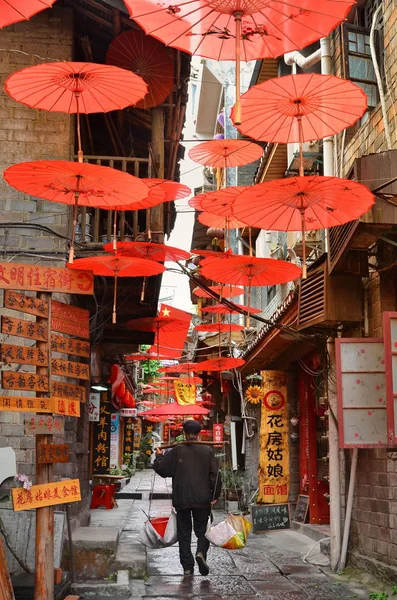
[
  {"xmin": 159, "ymin": 362, "xmax": 202, "ymax": 373},
  {"xmin": 198, "ymin": 212, "xmax": 246, "ymax": 230},
  {"xmin": 106, "ymin": 28, "xmax": 174, "ymax": 110},
  {"xmin": 200, "ymin": 255, "xmax": 301, "ymax": 287},
  {"xmin": 125, "ymin": 352, "xmax": 171, "ymax": 361},
  {"xmin": 195, "ymin": 357, "xmax": 245, "ymax": 372},
  {"xmin": 68, "ymin": 255, "xmax": 165, "ymax": 323},
  {"xmin": 193, "ymin": 285, "xmax": 244, "ymax": 299},
  {"xmin": 231, "ymin": 176, "xmax": 375, "ymax": 277},
  {"xmin": 202, "ymin": 303, "xmax": 261, "ymax": 315},
  {"xmin": 190, "ymin": 187, "xmax": 250, "ymax": 218},
  {"xmin": 0, "ymin": 0, "xmax": 56, "ymax": 28},
  {"xmin": 195, "ymin": 323, "xmax": 244, "ymax": 333},
  {"xmin": 143, "ymin": 178, "xmax": 191, "ymax": 201},
  {"xmin": 3, "ymin": 160, "xmax": 149, "ymax": 263},
  {"xmin": 232, "ymin": 74, "xmax": 367, "ymax": 144},
  {"xmin": 127, "ymin": 315, "xmax": 188, "ymax": 357},
  {"xmin": 124, "ymin": 0, "xmax": 354, "ymax": 123},
  {"xmin": 138, "ymin": 401, "xmax": 209, "ymax": 416},
  {"xmin": 188, "ymin": 140, "xmax": 263, "ymax": 169},
  {"xmin": 103, "ymin": 241, "xmax": 190, "ymax": 262},
  {"xmin": 192, "ymin": 249, "xmax": 233, "ymax": 259}
]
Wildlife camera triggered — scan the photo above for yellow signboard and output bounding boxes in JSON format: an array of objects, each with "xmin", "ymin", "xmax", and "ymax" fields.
[
  {"xmin": 12, "ymin": 479, "xmax": 81, "ymax": 511},
  {"xmin": 258, "ymin": 370, "xmax": 290, "ymax": 504},
  {"xmin": 174, "ymin": 380, "xmax": 196, "ymax": 405}
]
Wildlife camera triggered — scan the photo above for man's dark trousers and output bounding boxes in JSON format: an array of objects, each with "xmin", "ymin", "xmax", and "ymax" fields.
[{"xmin": 176, "ymin": 507, "xmax": 211, "ymax": 570}]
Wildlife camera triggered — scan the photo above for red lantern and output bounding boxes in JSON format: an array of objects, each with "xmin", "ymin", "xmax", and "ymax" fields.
[
  {"xmin": 117, "ymin": 381, "xmax": 126, "ymax": 398},
  {"xmin": 109, "ymin": 364, "xmax": 119, "ymax": 383}
]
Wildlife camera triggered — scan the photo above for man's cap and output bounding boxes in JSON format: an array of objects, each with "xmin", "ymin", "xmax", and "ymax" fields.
[{"xmin": 183, "ymin": 419, "xmax": 202, "ymax": 435}]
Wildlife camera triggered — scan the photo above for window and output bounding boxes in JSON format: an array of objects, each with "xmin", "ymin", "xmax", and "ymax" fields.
[{"xmin": 342, "ymin": 25, "xmax": 378, "ymax": 111}]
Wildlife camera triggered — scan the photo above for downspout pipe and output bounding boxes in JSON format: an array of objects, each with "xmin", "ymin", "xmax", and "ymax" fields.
[{"xmin": 284, "ymin": 48, "xmax": 321, "ymax": 69}]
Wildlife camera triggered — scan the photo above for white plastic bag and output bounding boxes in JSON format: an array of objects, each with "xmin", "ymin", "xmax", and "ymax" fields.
[{"xmin": 138, "ymin": 510, "xmax": 178, "ymax": 549}]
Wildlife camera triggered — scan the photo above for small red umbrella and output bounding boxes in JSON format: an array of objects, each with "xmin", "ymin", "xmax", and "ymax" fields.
[
  {"xmin": 138, "ymin": 401, "xmax": 209, "ymax": 416},
  {"xmin": 190, "ymin": 186, "xmax": 249, "ymax": 217},
  {"xmin": 159, "ymin": 362, "xmax": 202, "ymax": 373},
  {"xmin": 188, "ymin": 139, "xmax": 263, "ymax": 169},
  {"xmin": 0, "ymin": 0, "xmax": 56, "ymax": 28},
  {"xmin": 103, "ymin": 241, "xmax": 190, "ymax": 262},
  {"xmin": 202, "ymin": 303, "xmax": 261, "ymax": 315},
  {"xmin": 198, "ymin": 212, "xmax": 246, "ymax": 230},
  {"xmin": 5, "ymin": 62, "xmax": 147, "ymax": 162},
  {"xmin": 68, "ymin": 255, "xmax": 165, "ymax": 324},
  {"xmin": 3, "ymin": 160, "xmax": 149, "ymax": 263},
  {"xmin": 195, "ymin": 323, "xmax": 244, "ymax": 333},
  {"xmin": 195, "ymin": 357, "xmax": 245, "ymax": 372},
  {"xmin": 193, "ymin": 285, "xmax": 244, "ymax": 299},
  {"xmin": 106, "ymin": 28, "xmax": 174, "ymax": 110}
]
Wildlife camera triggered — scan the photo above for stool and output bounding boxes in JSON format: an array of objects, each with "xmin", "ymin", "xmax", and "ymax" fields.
[{"xmin": 90, "ymin": 484, "xmax": 115, "ymax": 510}]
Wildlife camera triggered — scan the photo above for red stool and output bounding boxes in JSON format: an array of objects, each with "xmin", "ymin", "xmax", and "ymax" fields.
[{"xmin": 90, "ymin": 484, "xmax": 115, "ymax": 510}]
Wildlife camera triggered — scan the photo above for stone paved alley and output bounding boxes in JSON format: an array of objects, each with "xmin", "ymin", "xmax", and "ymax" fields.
[{"xmin": 71, "ymin": 470, "xmax": 375, "ymax": 600}]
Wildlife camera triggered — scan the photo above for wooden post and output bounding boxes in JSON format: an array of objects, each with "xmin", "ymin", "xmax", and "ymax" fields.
[
  {"xmin": 150, "ymin": 107, "xmax": 165, "ymax": 243},
  {"xmin": 34, "ymin": 292, "xmax": 54, "ymax": 600},
  {"xmin": 0, "ymin": 537, "xmax": 15, "ymax": 600}
]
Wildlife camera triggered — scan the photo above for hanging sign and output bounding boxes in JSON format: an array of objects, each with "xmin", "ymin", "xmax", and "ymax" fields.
[
  {"xmin": 2, "ymin": 371, "xmax": 48, "ymax": 392},
  {"xmin": 38, "ymin": 443, "xmax": 69, "ymax": 464},
  {"xmin": 0, "ymin": 262, "xmax": 93, "ymax": 295},
  {"xmin": 52, "ymin": 381, "xmax": 86, "ymax": 403},
  {"xmin": 1, "ymin": 396, "xmax": 52, "ymax": 414},
  {"xmin": 133, "ymin": 419, "xmax": 142, "ymax": 450},
  {"xmin": 89, "ymin": 393, "xmax": 100, "ymax": 422},
  {"xmin": 123, "ymin": 417, "xmax": 134, "ymax": 455},
  {"xmin": 1, "ymin": 316, "xmax": 48, "ymax": 341},
  {"xmin": 51, "ymin": 334, "xmax": 90, "ymax": 358},
  {"xmin": 4, "ymin": 290, "xmax": 49, "ymax": 318},
  {"xmin": 213, "ymin": 423, "xmax": 223, "ymax": 447},
  {"xmin": 52, "ymin": 398, "xmax": 80, "ymax": 417},
  {"xmin": 110, "ymin": 413, "xmax": 120, "ymax": 468},
  {"xmin": 11, "ymin": 479, "xmax": 81, "ymax": 511},
  {"xmin": 25, "ymin": 415, "xmax": 64, "ymax": 435},
  {"xmin": 174, "ymin": 380, "xmax": 196, "ymax": 405},
  {"xmin": 0, "ymin": 344, "xmax": 47, "ymax": 366},
  {"xmin": 336, "ymin": 338, "xmax": 387, "ymax": 448},
  {"xmin": 258, "ymin": 371, "xmax": 290, "ymax": 504},
  {"xmin": 51, "ymin": 300, "xmax": 90, "ymax": 339},
  {"xmin": 120, "ymin": 408, "xmax": 137, "ymax": 417},
  {"xmin": 51, "ymin": 358, "xmax": 90, "ymax": 380},
  {"xmin": 92, "ymin": 390, "xmax": 112, "ymax": 473}
]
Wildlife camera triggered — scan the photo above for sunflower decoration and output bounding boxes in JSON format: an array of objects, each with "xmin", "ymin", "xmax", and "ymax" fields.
[{"xmin": 245, "ymin": 385, "xmax": 263, "ymax": 404}]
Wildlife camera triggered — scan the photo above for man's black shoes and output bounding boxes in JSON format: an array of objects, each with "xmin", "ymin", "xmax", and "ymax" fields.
[{"xmin": 195, "ymin": 553, "xmax": 210, "ymax": 576}]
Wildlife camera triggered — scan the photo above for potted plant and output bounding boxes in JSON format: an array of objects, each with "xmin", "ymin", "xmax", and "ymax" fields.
[{"xmin": 221, "ymin": 467, "xmax": 244, "ymax": 511}]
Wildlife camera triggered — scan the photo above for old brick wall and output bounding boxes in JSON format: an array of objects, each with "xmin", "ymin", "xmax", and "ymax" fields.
[{"xmin": 0, "ymin": 9, "xmax": 91, "ymax": 527}]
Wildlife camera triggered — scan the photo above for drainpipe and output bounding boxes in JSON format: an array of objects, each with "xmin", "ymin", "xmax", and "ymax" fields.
[
  {"xmin": 284, "ymin": 48, "xmax": 321, "ymax": 69},
  {"xmin": 320, "ymin": 38, "xmax": 334, "ymax": 178}
]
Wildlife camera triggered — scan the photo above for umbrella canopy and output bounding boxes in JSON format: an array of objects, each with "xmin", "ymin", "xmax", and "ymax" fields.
[
  {"xmin": 125, "ymin": 353, "xmax": 170, "ymax": 361},
  {"xmin": 231, "ymin": 74, "xmax": 368, "ymax": 143},
  {"xmin": 68, "ymin": 255, "xmax": 165, "ymax": 323},
  {"xmin": 3, "ymin": 160, "xmax": 149, "ymax": 263},
  {"xmin": 195, "ymin": 323, "xmax": 245, "ymax": 333},
  {"xmin": 202, "ymin": 303, "xmax": 261, "ymax": 315},
  {"xmin": 159, "ymin": 362, "xmax": 203, "ymax": 373},
  {"xmin": 198, "ymin": 212, "xmax": 246, "ymax": 230},
  {"xmin": 124, "ymin": 0, "xmax": 354, "ymax": 123},
  {"xmin": 106, "ymin": 28, "xmax": 174, "ymax": 110},
  {"xmin": 127, "ymin": 316, "xmax": 188, "ymax": 334},
  {"xmin": 188, "ymin": 139, "xmax": 263, "ymax": 169},
  {"xmin": 190, "ymin": 187, "xmax": 249, "ymax": 217},
  {"xmin": 143, "ymin": 178, "xmax": 191, "ymax": 201},
  {"xmin": 5, "ymin": 61, "xmax": 148, "ymax": 114},
  {"xmin": 0, "ymin": 0, "xmax": 56, "ymax": 28},
  {"xmin": 103, "ymin": 241, "xmax": 190, "ymax": 262},
  {"xmin": 138, "ymin": 401, "xmax": 209, "ymax": 416},
  {"xmin": 200, "ymin": 255, "xmax": 301, "ymax": 287},
  {"xmin": 195, "ymin": 357, "xmax": 245, "ymax": 372},
  {"xmin": 193, "ymin": 285, "xmax": 245, "ymax": 299},
  {"xmin": 192, "ymin": 249, "xmax": 233, "ymax": 258},
  {"xmin": 231, "ymin": 176, "xmax": 375, "ymax": 277}
]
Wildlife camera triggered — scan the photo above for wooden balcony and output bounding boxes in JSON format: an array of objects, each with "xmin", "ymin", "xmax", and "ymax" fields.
[
  {"xmin": 75, "ymin": 154, "xmax": 154, "ymax": 248},
  {"xmin": 328, "ymin": 150, "xmax": 397, "ymax": 274}
]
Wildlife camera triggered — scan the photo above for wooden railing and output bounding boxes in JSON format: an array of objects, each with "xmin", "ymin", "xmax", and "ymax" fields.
[
  {"xmin": 327, "ymin": 220, "xmax": 360, "ymax": 273},
  {"xmin": 75, "ymin": 154, "xmax": 152, "ymax": 246}
]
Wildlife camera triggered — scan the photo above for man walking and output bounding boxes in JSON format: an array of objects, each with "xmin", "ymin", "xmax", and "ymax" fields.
[{"xmin": 154, "ymin": 419, "xmax": 221, "ymax": 576}]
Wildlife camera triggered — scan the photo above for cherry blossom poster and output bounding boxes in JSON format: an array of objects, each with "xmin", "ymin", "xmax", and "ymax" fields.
[{"xmin": 336, "ymin": 339, "xmax": 388, "ymax": 448}]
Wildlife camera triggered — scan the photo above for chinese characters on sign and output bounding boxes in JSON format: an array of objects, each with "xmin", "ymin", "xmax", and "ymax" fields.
[
  {"xmin": 1, "ymin": 316, "xmax": 48, "ymax": 341},
  {"xmin": 1, "ymin": 397, "xmax": 53, "ymax": 414},
  {"xmin": 123, "ymin": 417, "xmax": 134, "ymax": 455},
  {"xmin": 110, "ymin": 413, "xmax": 120, "ymax": 468},
  {"xmin": 133, "ymin": 419, "xmax": 142, "ymax": 450},
  {"xmin": 89, "ymin": 393, "xmax": 100, "ymax": 422},
  {"xmin": 0, "ymin": 344, "xmax": 47, "ymax": 366},
  {"xmin": 51, "ymin": 358, "xmax": 90, "ymax": 380},
  {"xmin": 52, "ymin": 398, "xmax": 80, "ymax": 417},
  {"xmin": 11, "ymin": 479, "xmax": 81, "ymax": 511},
  {"xmin": 52, "ymin": 381, "xmax": 86, "ymax": 403},
  {"xmin": 51, "ymin": 334, "xmax": 90, "ymax": 358},
  {"xmin": 251, "ymin": 503, "xmax": 290, "ymax": 532},
  {"xmin": 4, "ymin": 290, "xmax": 49, "ymax": 318},
  {"xmin": 258, "ymin": 370, "xmax": 290, "ymax": 504},
  {"xmin": 51, "ymin": 300, "xmax": 90, "ymax": 338},
  {"xmin": 38, "ymin": 443, "xmax": 69, "ymax": 464},
  {"xmin": 25, "ymin": 416, "xmax": 64, "ymax": 435},
  {"xmin": 2, "ymin": 371, "xmax": 48, "ymax": 392},
  {"xmin": 92, "ymin": 390, "xmax": 112, "ymax": 474},
  {"xmin": 0, "ymin": 261, "xmax": 94, "ymax": 295},
  {"xmin": 213, "ymin": 423, "xmax": 223, "ymax": 448}
]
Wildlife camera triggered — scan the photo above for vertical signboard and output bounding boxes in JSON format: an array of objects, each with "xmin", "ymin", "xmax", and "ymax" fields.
[
  {"xmin": 88, "ymin": 393, "xmax": 100, "ymax": 422},
  {"xmin": 258, "ymin": 371, "xmax": 290, "ymax": 504},
  {"xmin": 336, "ymin": 338, "xmax": 388, "ymax": 448},
  {"xmin": 383, "ymin": 312, "xmax": 397, "ymax": 445},
  {"xmin": 123, "ymin": 417, "xmax": 134, "ymax": 456},
  {"xmin": 213, "ymin": 423, "xmax": 223, "ymax": 448},
  {"xmin": 110, "ymin": 413, "xmax": 120, "ymax": 468},
  {"xmin": 92, "ymin": 390, "xmax": 112, "ymax": 474}
]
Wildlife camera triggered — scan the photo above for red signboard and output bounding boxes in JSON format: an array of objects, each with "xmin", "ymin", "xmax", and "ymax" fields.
[
  {"xmin": 213, "ymin": 423, "xmax": 223, "ymax": 447},
  {"xmin": 51, "ymin": 301, "xmax": 90, "ymax": 339},
  {"xmin": 0, "ymin": 262, "xmax": 93, "ymax": 295}
]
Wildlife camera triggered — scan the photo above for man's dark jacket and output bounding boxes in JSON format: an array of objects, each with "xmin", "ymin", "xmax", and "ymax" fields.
[{"xmin": 153, "ymin": 443, "xmax": 222, "ymax": 509}]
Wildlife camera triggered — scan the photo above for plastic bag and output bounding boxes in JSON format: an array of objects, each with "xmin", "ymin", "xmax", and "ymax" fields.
[
  {"xmin": 226, "ymin": 514, "xmax": 252, "ymax": 544},
  {"xmin": 138, "ymin": 510, "xmax": 178, "ymax": 549},
  {"xmin": 206, "ymin": 514, "xmax": 252, "ymax": 550}
]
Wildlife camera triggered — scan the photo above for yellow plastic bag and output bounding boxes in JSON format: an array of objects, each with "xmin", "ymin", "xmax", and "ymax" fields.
[{"xmin": 226, "ymin": 514, "xmax": 252, "ymax": 544}]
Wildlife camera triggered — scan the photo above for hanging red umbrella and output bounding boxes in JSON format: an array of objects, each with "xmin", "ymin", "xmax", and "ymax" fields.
[
  {"xmin": 231, "ymin": 177, "xmax": 375, "ymax": 278},
  {"xmin": 106, "ymin": 28, "xmax": 174, "ymax": 110},
  {"xmin": 192, "ymin": 249, "xmax": 234, "ymax": 259},
  {"xmin": 188, "ymin": 140, "xmax": 263, "ymax": 168},
  {"xmin": 195, "ymin": 357, "xmax": 245, "ymax": 372},
  {"xmin": 124, "ymin": 0, "xmax": 354, "ymax": 123},
  {"xmin": 159, "ymin": 362, "xmax": 203, "ymax": 373},
  {"xmin": 3, "ymin": 160, "xmax": 149, "ymax": 263},
  {"xmin": 68, "ymin": 255, "xmax": 165, "ymax": 324},
  {"xmin": 0, "ymin": 0, "xmax": 56, "ymax": 28},
  {"xmin": 143, "ymin": 178, "xmax": 191, "ymax": 201},
  {"xmin": 104, "ymin": 241, "xmax": 190, "ymax": 262},
  {"xmin": 202, "ymin": 303, "xmax": 261, "ymax": 315},
  {"xmin": 195, "ymin": 323, "xmax": 244, "ymax": 333},
  {"xmin": 193, "ymin": 285, "xmax": 244, "ymax": 299},
  {"xmin": 127, "ymin": 315, "xmax": 189, "ymax": 357},
  {"xmin": 198, "ymin": 212, "xmax": 246, "ymax": 230},
  {"xmin": 124, "ymin": 352, "xmax": 172, "ymax": 361},
  {"xmin": 138, "ymin": 401, "xmax": 209, "ymax": 416},
  {"xmin": 190, "ymin": 186, "xmax": 249, "ymax": 217}
]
